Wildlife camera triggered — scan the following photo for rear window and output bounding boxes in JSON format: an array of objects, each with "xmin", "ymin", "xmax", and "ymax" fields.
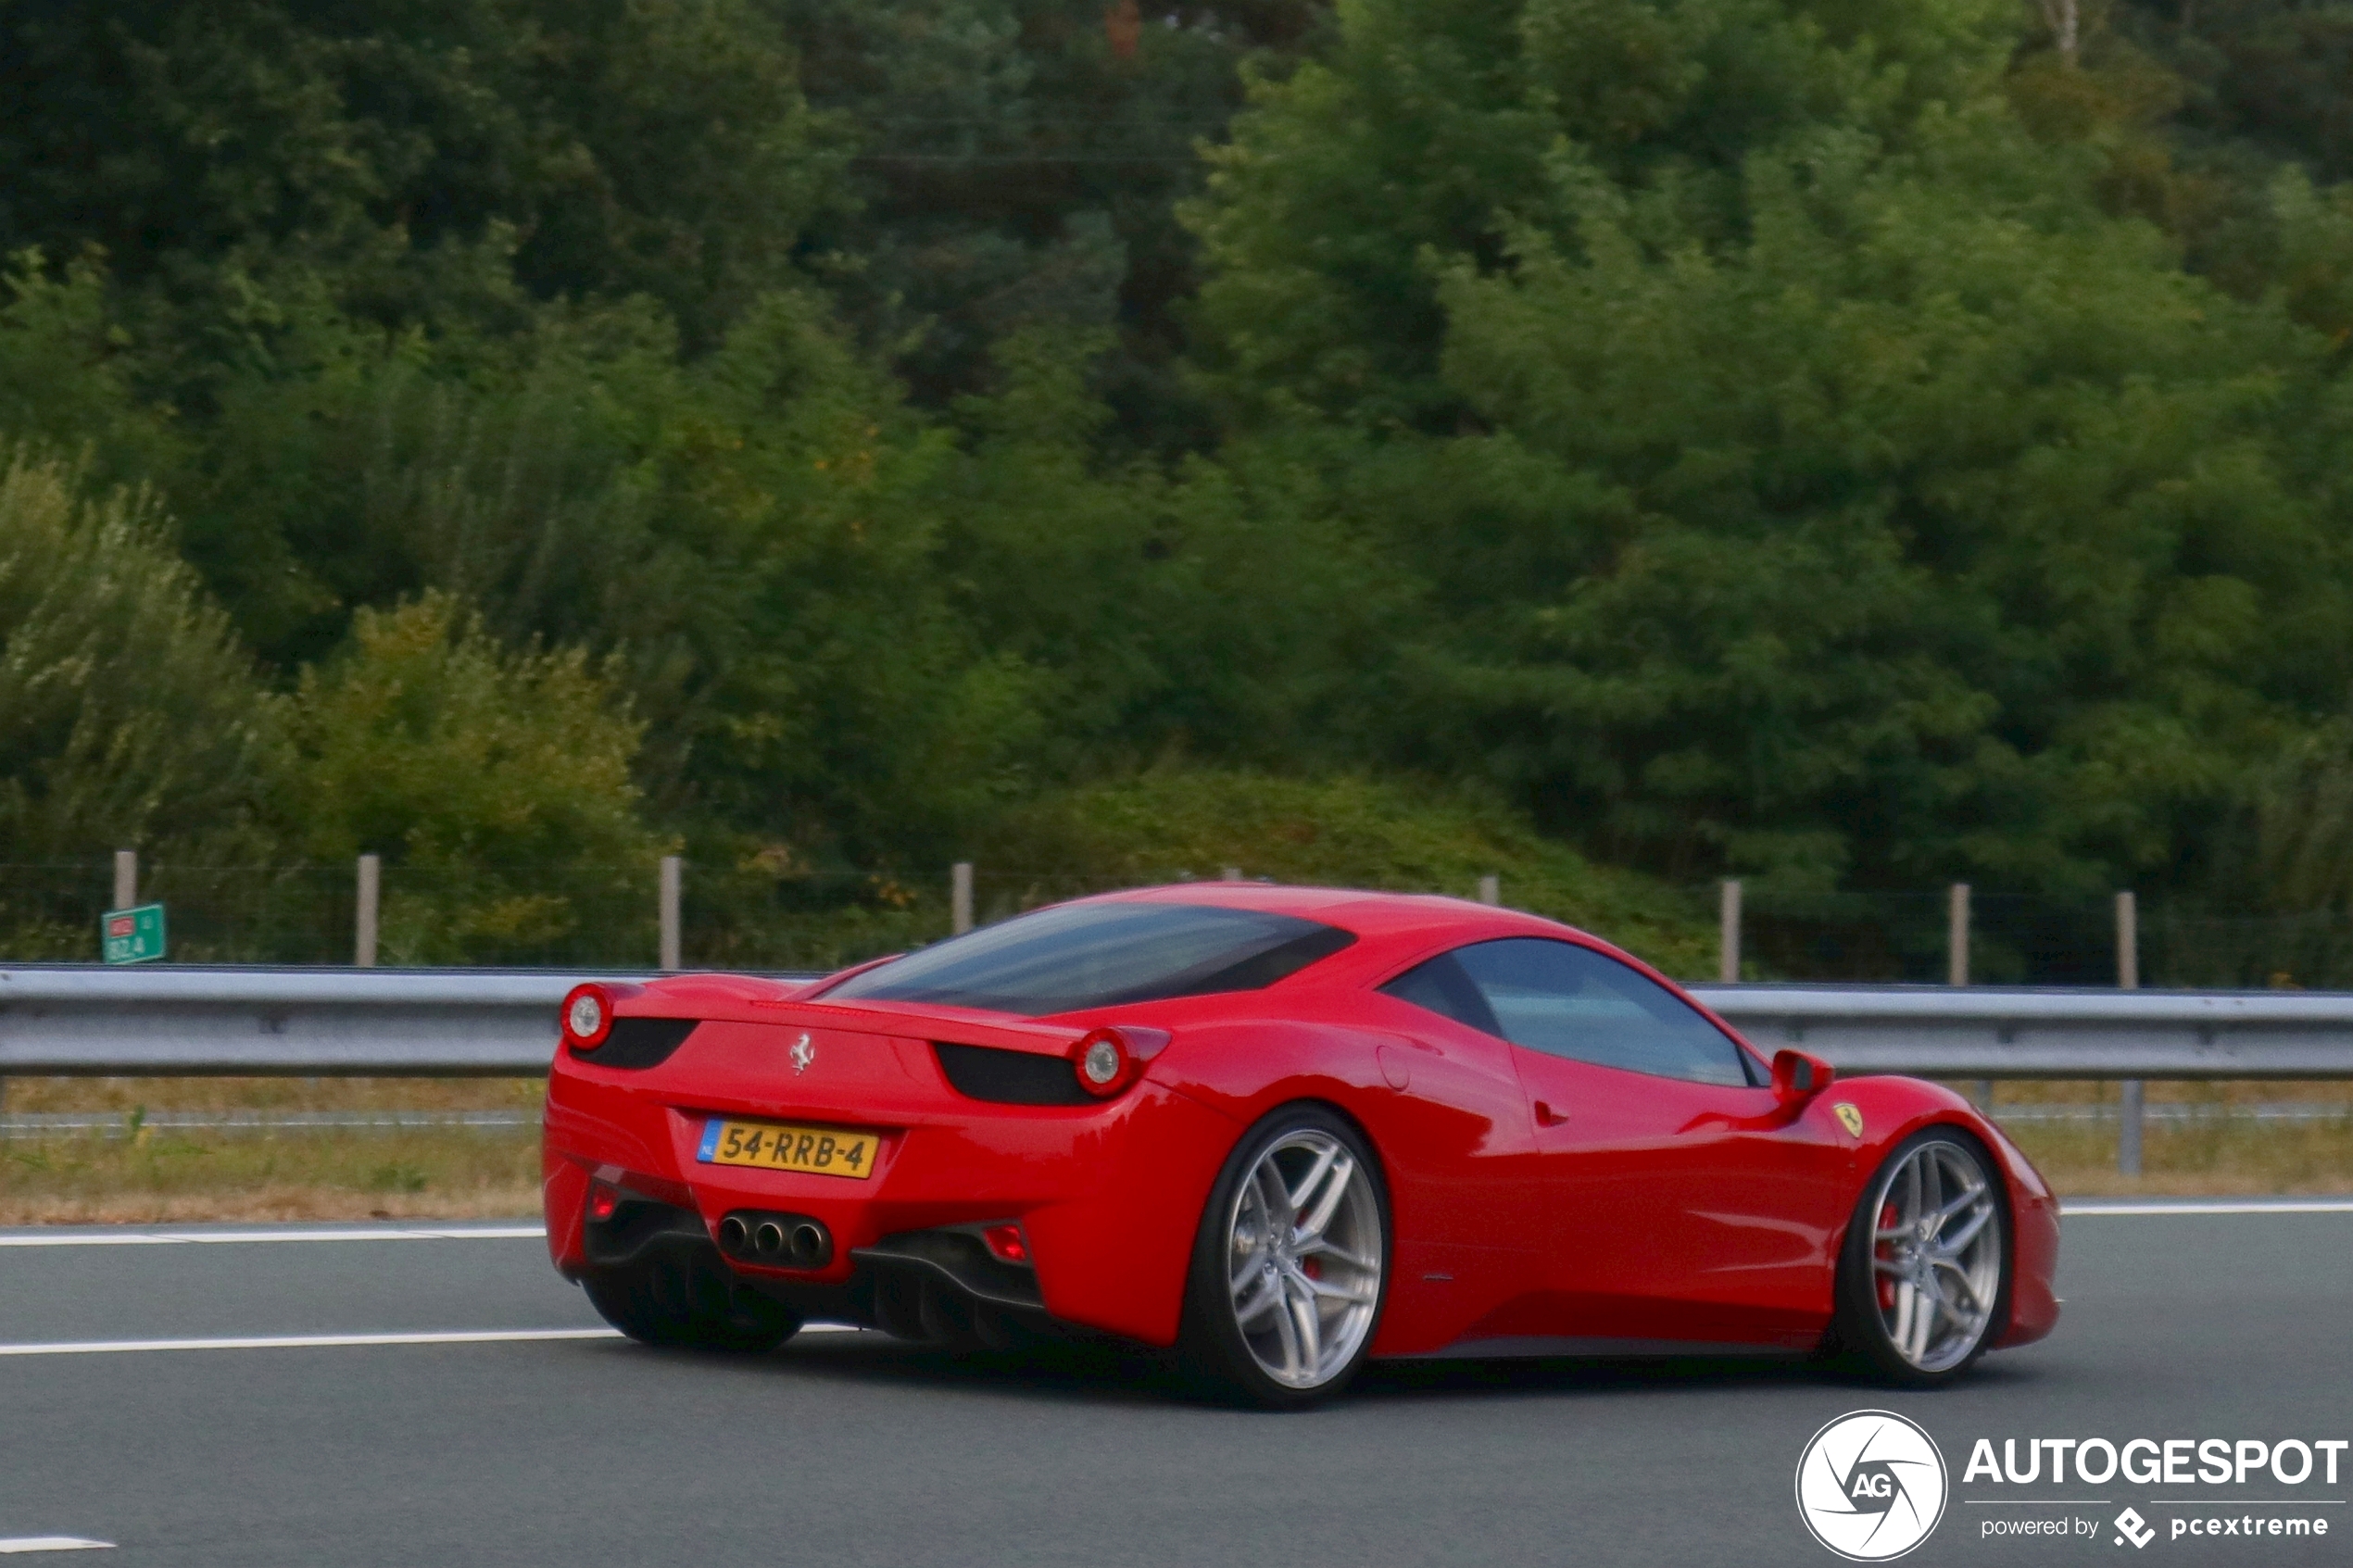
[{"xmin": 820, "ymin": 901, "xmax": 1356, "ymax": 1018}]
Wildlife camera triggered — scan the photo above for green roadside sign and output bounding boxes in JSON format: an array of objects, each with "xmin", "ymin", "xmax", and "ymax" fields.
[{"xmin": 102, "ymin": 903, "xmax": 166, "ymax": 964}]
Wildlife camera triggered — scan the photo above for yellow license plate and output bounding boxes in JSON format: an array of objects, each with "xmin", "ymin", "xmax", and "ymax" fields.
[{"xmin": 696, "ymin": 1119, "xmax": 877, "ymax": 1179}]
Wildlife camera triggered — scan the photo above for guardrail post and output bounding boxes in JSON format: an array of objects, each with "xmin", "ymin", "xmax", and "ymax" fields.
[
  {"xmin": 951, "ymin": 861, "xmax": 974, "ymax": 935},
  {"xmin": 355, "ymin": 855, "xmax": 381, "ymax": 968},
  {"xmin": 1478, "ymin": 874, "xmax": 1500, "ymax": 906},
  {"xmin": 659, "ymin": 855, "xmax": 682, "ymax": 972},
  {"xmin": 2118, "ymin": 890, "xmax": 2142, "ymax": 1175},
  {"xmin": 1719, "ymin": 879, "xmax": 1742, "ymax": 983},
  {"xmin": 113, "ymin": 850, "xmax": 137, "ymax": 910}
]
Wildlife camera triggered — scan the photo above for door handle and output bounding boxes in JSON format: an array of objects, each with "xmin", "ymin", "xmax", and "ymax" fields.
[{"xmin": 1534, "ymin": 1100, "xmax": 1569, "ymax": 1127}]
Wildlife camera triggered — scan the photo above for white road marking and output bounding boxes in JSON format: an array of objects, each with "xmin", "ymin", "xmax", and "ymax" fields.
[
  {"xmin": 0, "ymin": 1225, "xmax": 545, "ymax": 1248},
  {"xmin": 0, "ymin": 1324, "xmax": 863, "ymax": 1358},
  {"xmin": 0, "ymin": 1540, "xmax": 112, "ymax": 1554},
  {"xmin": 0, "ymin": 1328, "xmax": 619, "ymax": 1356},
  {"xmin": 2062, "ymin": 1199, "xmax": 2353, "ymax": 1216}
]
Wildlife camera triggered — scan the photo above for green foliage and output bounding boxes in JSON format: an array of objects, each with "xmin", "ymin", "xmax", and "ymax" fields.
[
  {"xmin": 1185, "ymin": 0, "xmax": 2021, "ymax": 427},
  {"xmin": 0, "ymin": 456, "xmax": 280, "ymax": 865},
  {"xmin": 1189, "ymin": 0, "xmax": 2353, "ymax": 903},
  {"xmin": 8, "ymin": 0, "xmax": 2353, "ymax": 969},
  {"xmin": 781, "ymin": 0, "xmax": 1327, "ymax": 437},
  {"xmin": 0, "ymin": 0, "xmax": 838, "ymax": 380},
  {"xmin": 1409, "ymin": 125, "xmax": 2338, "ymax": 893},
  {"xmin": 286, "ymin": 591, "xmax": 670, "ymax": 961}
]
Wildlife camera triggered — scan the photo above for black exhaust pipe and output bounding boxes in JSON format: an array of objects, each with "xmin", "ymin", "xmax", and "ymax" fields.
[{"xmin": 715, "ymin": 1210, "xmax": 833, "ymax": 1269}]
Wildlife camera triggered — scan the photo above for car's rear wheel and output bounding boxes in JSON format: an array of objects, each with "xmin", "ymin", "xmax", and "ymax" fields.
[
  {"xmin": 1832, "ymin": 1129, "xmax": 2009, "ymax": 1386},
  {"xmin": 583, "ymin": 1250, "xmax": 803, "ymax": 1352},
  {"xmin": 1179, "ymin": 1105, "xmax": 1389, "ymax": 1410}
]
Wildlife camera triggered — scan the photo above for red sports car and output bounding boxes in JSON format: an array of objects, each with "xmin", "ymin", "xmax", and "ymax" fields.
[{"xmin": 542, "ymin": 884, "xmax": 2059, "ymax": 1407}]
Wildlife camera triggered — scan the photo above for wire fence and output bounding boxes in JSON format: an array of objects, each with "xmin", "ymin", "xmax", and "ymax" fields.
[
  {"xmin": 0, "ymin": 860, "xmax": 1237, "ymax": 973},
  {"xmin": 1733, "ymin": 888, "xmax": 2353, "ymax": 990},
  {"xmin": 8, "ymin": 859, "xmax": 2353, "ymax": 987}
]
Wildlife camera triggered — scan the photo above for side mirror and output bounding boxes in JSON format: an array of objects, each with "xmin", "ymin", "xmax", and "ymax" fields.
[{"xmin": 1772, "ymin": 1047, "xmax": 1834, "ymax": 1101}]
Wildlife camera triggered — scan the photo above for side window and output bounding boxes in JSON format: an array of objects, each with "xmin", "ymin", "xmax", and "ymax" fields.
[
  {"xmin": 1378, "ymin": 951, "xmax": 1502, "ymax": 1035},
  {"xmin": 1449, "ymin": 938, "xmax": 1755, "ymax": 1086}
]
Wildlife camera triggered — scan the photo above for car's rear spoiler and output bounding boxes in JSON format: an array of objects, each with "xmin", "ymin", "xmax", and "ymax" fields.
[{"xmin": 615, "ymin": 972, "xmax": 1086, "ymax": 1059}]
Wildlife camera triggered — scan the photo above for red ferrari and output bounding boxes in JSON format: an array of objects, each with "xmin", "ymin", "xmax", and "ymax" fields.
[{"xmin": 542, "ymin": 884, "xmax": 2059, "ymax": 1407}]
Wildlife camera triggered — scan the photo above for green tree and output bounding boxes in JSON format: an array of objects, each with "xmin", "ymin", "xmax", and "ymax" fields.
[
  {"xmin": 1187, "ymin": 0, "xmax": 2353, "ymax": 899},
  {"xmin": 778, "ymin": 0, "xmax": 1328, "ymax": 445},
  {"xmin": 0, "ymin": 0, "xmax": 839, "ymax": 376},
  {"xmin": 1185, "ymin": 0, "xmax": 2020, "ymax": 429},
  {"xmin": 285, "ymin": 591, "xmax": 671, "ymax": 961},
  {"xmin": 0, "ymin": 456, "xmax": 281, "ymax": 869}
]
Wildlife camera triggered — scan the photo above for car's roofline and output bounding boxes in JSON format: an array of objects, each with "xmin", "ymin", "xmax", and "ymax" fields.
[{"xmin": 1078, "ymin": 882, "xmax": 1587, "ymax": 941}]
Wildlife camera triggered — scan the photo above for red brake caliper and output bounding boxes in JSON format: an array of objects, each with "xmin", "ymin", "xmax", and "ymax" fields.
[{"xmin": 1875, "ymin": 1199, "xmax": 1899, "ymax": 1309}]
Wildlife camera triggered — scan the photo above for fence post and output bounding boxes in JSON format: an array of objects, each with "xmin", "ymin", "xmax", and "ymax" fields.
[
  {"xmin": 2117, "ymin": 890, "xmax": 2142, "ymax": 1177},
  {"xmin": 1948, "ymin": 884, "xmax": 1992, "ymax": 1108},
  {"xmin": 659, "ymin": 856, "xmax": 682, "ymax": 972},
  {"xmin": 951, "ymin": 861, "xmax": 974, "ymax": 936},
  {"xmin": 1477, "ymin": 874, "xmax": 1500, "ymax": 906},
  {"xmin": 355, "ymin": 855, "xmax": 380, "ymax": 968},
  {"xmin": 1719, "ymin": 879, "xmax": 1743, "ymax": 984},
  {"xmin": 1947, "ymin": 882, "xmax": 1970, "ymax": 988},
  {"xmin": 113, "ymin": 849, "xmax": 137, "ymax": 910}
]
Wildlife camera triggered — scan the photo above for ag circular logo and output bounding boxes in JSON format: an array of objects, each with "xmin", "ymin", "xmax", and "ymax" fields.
[{"xmin": 1795, "ymin": 1410, "xmax": 1948, "ymax": 1561}]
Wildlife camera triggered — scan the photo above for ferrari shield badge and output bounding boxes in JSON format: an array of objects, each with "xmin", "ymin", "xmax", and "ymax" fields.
[{"xmin": 1833, "ymin": 1102, "xmax": 1864, "ymax": 1138}]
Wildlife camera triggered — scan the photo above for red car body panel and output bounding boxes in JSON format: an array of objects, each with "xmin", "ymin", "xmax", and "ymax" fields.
[{"xmin": 542, "ymin": 884, "xmax": 2061, "ymax": 1360}]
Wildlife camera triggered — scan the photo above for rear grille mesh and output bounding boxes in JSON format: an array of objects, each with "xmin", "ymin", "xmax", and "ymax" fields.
[
  {"xmin": 933, "ymin": 1042, "xmax": 1088, "ymax": 1105},
  {"xmin": 584, "ymin": 1017, "xmax": 698, "ymax": 1070}
]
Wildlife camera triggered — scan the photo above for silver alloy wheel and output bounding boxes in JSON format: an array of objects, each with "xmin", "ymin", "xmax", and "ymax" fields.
[
  {"xmin": 1869, "ymin": 1139, "xmax": 2003, "ymax": 1374},
  {"xmin": 1222, "ymin": 1127, "xmax": 1383, "ymax": 1389}
]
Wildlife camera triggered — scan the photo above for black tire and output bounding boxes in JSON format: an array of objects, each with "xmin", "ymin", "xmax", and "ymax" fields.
[
  {"xmin": 1177, "ymin": 1104, "xmax": 1390, "ymax": 1411},
  {"xmin": 584, "ymin": 1249, "xmax": 803, "ymax": 1352},
  {"xmin": 1831, "ymin": 1128, "xmax": 2011, "ymax": 1388}
]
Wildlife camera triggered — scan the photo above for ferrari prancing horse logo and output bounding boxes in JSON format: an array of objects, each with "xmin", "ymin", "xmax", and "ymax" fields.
[
  {"xmin": 1833, "ymin": 1102, "xmax": 1864, "ymax": 1138},
  {"xmin": 790, "ymin": 1034, "xmax": 816, "ymax": 1073}
]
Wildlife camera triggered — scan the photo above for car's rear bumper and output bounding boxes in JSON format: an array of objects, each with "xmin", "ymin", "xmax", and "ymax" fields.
[{"xmin": 543, "ymin": 1023, "xmax": 1239, "ymax": 1348}]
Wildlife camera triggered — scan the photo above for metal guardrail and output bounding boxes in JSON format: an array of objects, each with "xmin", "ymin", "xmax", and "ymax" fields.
[
  {"xmin": 1689, "ymin": 984, "xmax": 2353, "ymax": 1080},
  {"xmin": 3, "ymin": 966, "xmax": 2353, "ymax": 1079},
  {"xmin": 0, "ymin": 968, "xmax": 640, "ymax": 1075}
]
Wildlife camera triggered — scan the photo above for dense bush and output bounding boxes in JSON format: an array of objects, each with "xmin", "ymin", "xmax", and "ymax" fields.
[{"xmin": 6, "ymin": 0, "xmax": 2353, "ymax": 970}]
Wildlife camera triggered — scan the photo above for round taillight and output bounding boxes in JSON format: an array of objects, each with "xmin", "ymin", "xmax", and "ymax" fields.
[
  {"xmin": 1073, "ymin": 1029, "xmax": 1132, "ymax": 1098},
  {"xmin": 562, "ymin": 983, "xmax": 613, "ymax": 1050}
]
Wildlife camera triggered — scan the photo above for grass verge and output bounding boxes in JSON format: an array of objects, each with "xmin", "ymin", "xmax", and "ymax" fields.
[
  {"xmin": 0, "ymin": 1077, "xmax": 543, "ymax": 1223},
  {"xmin": 4, "ymin": 1076, "xmax": 2351, "ymax": 1223}
]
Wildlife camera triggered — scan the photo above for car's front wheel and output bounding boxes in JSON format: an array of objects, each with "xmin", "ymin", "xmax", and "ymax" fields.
[
  {"xmin": 583, "ymin": 1250, "xmax": 803, "ymax": 1352},
  {"xmin": 1832, "ymin": 1129, "xmax": 2010, "ymax": 1386},
  {"xmin": 1179, "ymin": 1105, "xmax": 1390, "ymax": 1410}
]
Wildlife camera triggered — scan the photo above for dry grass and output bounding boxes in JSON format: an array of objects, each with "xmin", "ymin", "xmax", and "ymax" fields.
[
  {"xmin": 0, "ymin": 1077, "xmax": 543, "ymax": 1223},
  {"xmin": 0, "ymin": 1075, "xmax": 544, "ymax": 1115},
  {"xmin": 0, "ymin": 1129, "xmax": 541, "ymax": 1224},
  {"xmin": 1941, "ymin": 1079, "xmax": 2353, "ymax": 1197},
  {"xmin": 2001, "ymin": 1122, "xmax": 2353, "ymax": 1198},
  {"xmin": 2, "ymin": 1076, "xmax": 2351, "ymax": 1223}
]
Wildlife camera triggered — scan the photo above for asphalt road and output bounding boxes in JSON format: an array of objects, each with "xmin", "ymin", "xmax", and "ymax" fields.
[{"xmin": 1, "ymin": 1203, "xmax": 2347, "ymax": 1567}]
